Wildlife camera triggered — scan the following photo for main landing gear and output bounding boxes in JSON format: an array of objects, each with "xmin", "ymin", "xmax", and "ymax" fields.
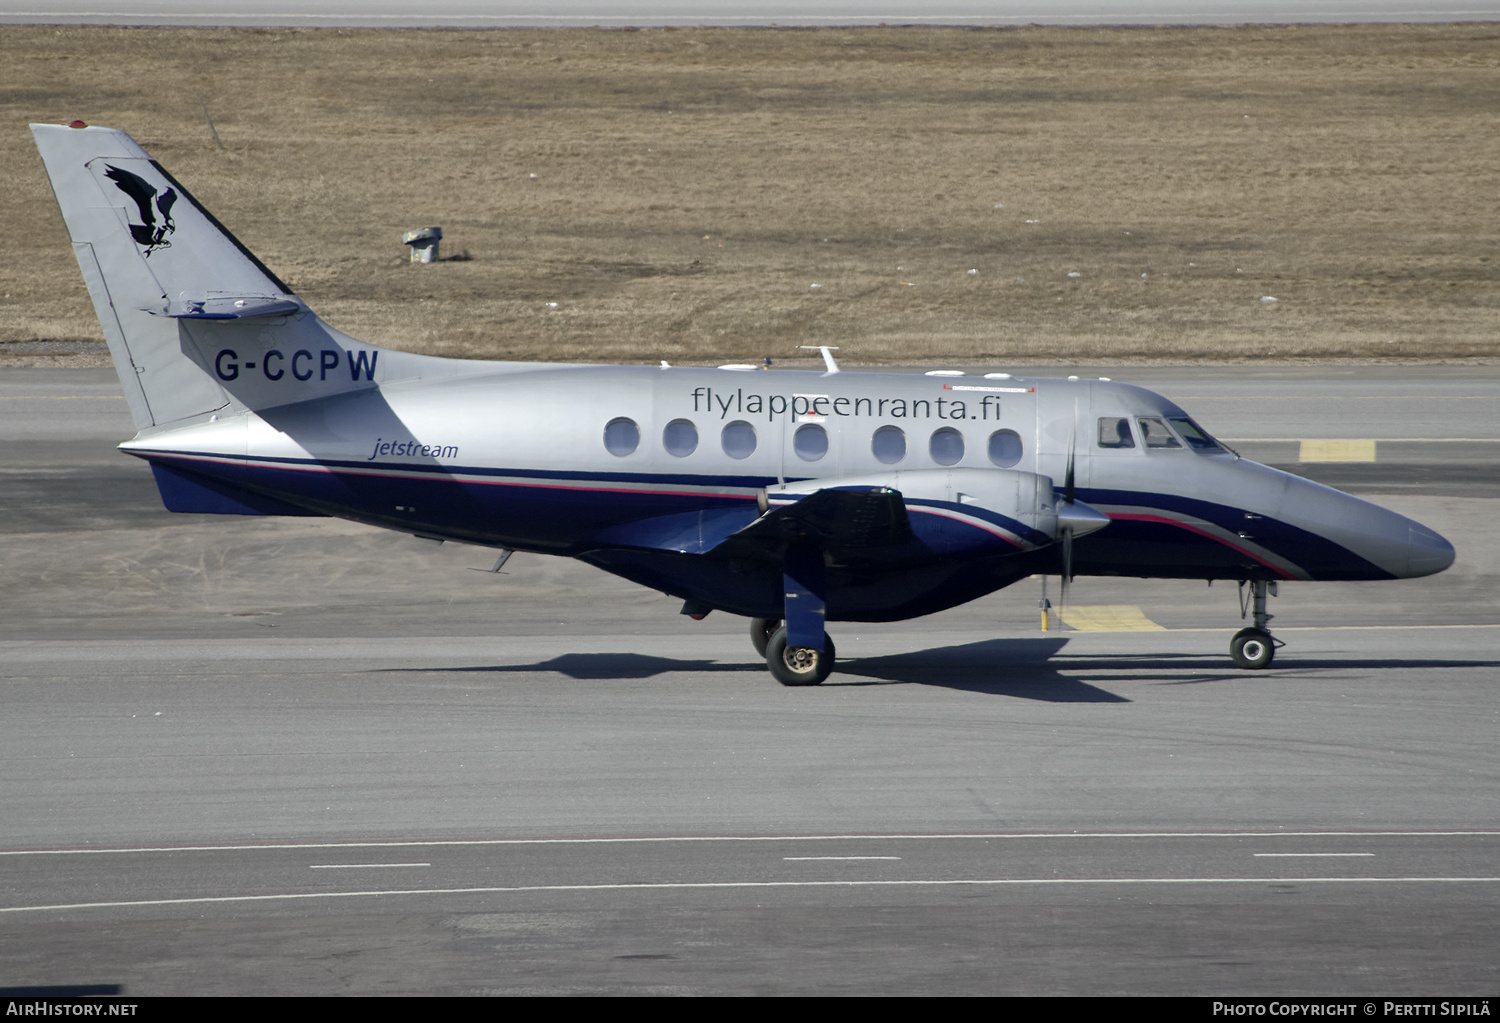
[
  {"xmin": 753, "ymin": 543, "xmax": 838, "ymax": 686},
  {"xmin": 750, "ymin": 617, "xmax": 836, "ymax": 686},
  {"xmin": 1231, "ymin": 579, "xmax": 1282, "ymax": 669},
  {"xmin": 750, "ymin": 617, "xmax": 778, "ymax": 658}
]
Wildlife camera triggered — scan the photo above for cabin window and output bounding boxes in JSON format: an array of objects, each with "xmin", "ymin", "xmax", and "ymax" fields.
[
  {"xmin": 1097, "ymin": 417, "xmax": 1136, "ymax": 449},
  {"xmin": 603, "ymin": 417, "xmax": 640, "ymax": 456},
  {"xmin": 663, "ymin": 418, "xmax": 698, "ymax": 458},
  {"xmin": 1137, "ymin": 417, "xmax": 1183, "ymax": 449},
  {"xmin": 988, "ymin": 429, "xmax": 1023, "ymax": 467},
  {"xmin": 1166, "ymin": 416, "xmax": 1221, "ymax": 451},
  {"xmin": 872, "ymin": 425, "xmax": 906, "ymax": 464},
  {"xmin": 794, "ymin": 423, "xmax": 829, "ymax": 462},
  {"xmin": 721, "ymin": 420, "xmax": 757, "ymax": 460},
  {"xmin": 930, "ymin": 427, "xmax": 964, "ymax": 466}
]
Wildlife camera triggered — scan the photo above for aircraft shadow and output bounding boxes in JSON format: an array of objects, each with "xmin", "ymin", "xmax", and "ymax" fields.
[
  {"xmin": 377, "ymin": 642, "xmax": 1493, "ymax": 698},
  {"xmin": 400, "ymin": 652, "xmax": 762, "ymax": 680},
  {"xmin": 393, "ymin": 638, "xmax": 1130, "ymax": 702},
  {"xmin": 835, "ymin": 637, "xmax": 1131, "ymax": 701}
]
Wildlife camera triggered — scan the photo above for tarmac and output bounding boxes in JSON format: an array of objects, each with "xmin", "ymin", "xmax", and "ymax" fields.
[{"xmin": 0, "ymin": 365, "xmax": 1496, "ymax": 995}]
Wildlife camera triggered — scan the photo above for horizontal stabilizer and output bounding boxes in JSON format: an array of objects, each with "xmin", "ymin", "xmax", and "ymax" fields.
[{"xmin": 160, "ymin": 296, "xmax": 303, "ymax": 320}]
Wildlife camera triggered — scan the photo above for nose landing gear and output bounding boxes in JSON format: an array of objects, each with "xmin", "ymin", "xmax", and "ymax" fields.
[
  {"xmin": 1232, "ymin": 579, "xmax": 1283, "ymax": 669},
  {"xmin": 1231, "ymin": 627, "xmax": 1275, "ymax": 669}
]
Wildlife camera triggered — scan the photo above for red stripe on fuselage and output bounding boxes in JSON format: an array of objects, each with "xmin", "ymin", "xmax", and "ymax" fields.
[
  {"xmin": 909, "ymin": 506, "xmax": 1029, "ymax": 549},
  {"xmin": 140, "ymin": 451, "xmax": 759, "ymax": 503}
]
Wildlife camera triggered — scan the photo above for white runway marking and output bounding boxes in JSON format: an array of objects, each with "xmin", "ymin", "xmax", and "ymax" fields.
[
  {"xmin": 1254, "ymin": 852, "xmax": 1375, "ymax": 858},
  {"xmin": 4, "ymin": 830, "xmax": 1495, "ymax": 856},
  {"xmin": 5, "ymin": 877, "xmax": 1499, "ymax": 915},
  {"xmin": 308, "ymin": 862, "xmax": 431, "ymax": 869}
]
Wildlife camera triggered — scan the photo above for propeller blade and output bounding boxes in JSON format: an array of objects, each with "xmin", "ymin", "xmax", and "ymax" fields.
[
  {"xmin": 1065, "ymin": 400, "xmax": 1077, "ymax": 506},
  {"xmin": 1059, "ymin": 397, "xmax": 1080, "ymax": 601}
]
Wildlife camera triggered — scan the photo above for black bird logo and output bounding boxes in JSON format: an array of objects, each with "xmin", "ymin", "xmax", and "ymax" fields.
[{"xmin": 103, "ymin": 164, "xmax": 177, "ymax": 255}]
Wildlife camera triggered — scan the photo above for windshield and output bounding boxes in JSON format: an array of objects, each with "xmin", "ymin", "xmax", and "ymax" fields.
[
  {"xmin": 1136, "ymin": 417, "xmax": 1182, "ymax": 449},
  {"xmin": 1166, "ymin": 416, "xmax": 1222, "ymax": 451}
]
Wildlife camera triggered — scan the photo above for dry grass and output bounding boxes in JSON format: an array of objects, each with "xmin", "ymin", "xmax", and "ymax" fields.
[{"xmin": 3, "ymin": 23, "xmax": 1498, "ymax": 368}]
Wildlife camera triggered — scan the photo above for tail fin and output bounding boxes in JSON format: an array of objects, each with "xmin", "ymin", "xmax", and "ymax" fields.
[{"xmin": 32, "ymin": 123, "xmax": 389, "ymax": 430}]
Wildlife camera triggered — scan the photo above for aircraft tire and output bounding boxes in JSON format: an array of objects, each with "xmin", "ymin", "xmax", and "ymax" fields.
[
  {"xmin": 766, "ymin": 626, "xmax": 835, "ymax": 686},
  {"xmin": 1230, "ymin": 627, "xmax": 1275, "ymax": 669},
  {"xmin": 750, "ymin": 617, "xmax": 780, "ymax": 658}
]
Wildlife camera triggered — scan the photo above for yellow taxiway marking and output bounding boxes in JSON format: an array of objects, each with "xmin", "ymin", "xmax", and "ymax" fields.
[
  {"xmin": 1108, "ymin": 623, "xmax": 1500, "ymax": 634},
  {"xmin": 1058, "ymin": 605, "xmax": 1165, "ymax": 632},
  {"xmin": 1173, "ymin": 396, "xmax": 1499, "ymax": 401},
  {"xmin": 1299, "ymin": 439, "xmax": 1376, "ymax": 462},
  {"xmin": 1223, "ymin": 437, "xmax": 1500, "ymax": 443}
]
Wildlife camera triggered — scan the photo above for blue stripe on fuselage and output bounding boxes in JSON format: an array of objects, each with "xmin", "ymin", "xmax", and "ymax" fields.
[{"xmin": 1078, "ymin": 486, "xmax": 1394, "ymax": 581}]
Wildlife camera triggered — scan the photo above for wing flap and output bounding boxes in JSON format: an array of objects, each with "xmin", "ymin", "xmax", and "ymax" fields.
[
  {"xmin": 726, "ymin": 487, "xmax": 914, "ymax": 550},
  {"xmin": 585, "ymin": 488, "xmax": 914, "ymax": 559}
]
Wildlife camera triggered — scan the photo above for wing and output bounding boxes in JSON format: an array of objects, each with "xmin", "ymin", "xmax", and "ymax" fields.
[{"xmin": 586, "ymin": 486, "xmax": 918, "ymax": 562}]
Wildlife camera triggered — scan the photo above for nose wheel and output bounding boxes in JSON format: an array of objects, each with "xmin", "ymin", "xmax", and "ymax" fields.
[
  {"xmin": 1231, "ymin": 579, "xmax": 1283, "ymax": 669},
  {"xmin": 1230, "ymin": 627, "xmax": 1275, "ymax": 669}
]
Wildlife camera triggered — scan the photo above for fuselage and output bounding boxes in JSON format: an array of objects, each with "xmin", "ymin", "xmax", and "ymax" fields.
[{"xmin": 120, "ymin": 364, "xmax": 1455, "ymax": 622}]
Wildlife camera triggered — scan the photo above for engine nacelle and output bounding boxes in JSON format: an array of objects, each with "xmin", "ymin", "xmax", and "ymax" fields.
[{"xmin": 769, "ymin": 467, "xmax": 1106, "ymax": 555}]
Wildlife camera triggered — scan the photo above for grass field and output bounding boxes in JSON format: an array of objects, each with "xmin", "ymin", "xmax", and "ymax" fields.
[{"xmin": 3, "ymin": 23, "xmax": 1497, "ymax": 368}]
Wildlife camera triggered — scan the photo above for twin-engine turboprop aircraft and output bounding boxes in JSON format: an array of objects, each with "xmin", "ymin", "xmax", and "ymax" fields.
[{"xmin": 32, "ymin": 123, "xmax": 1455, "ymax": 684}]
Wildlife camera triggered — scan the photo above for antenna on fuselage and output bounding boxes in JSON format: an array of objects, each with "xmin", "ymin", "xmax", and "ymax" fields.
[{"xmin": 798, "ymin": 346, "xmax": 840, "ymax": 373}]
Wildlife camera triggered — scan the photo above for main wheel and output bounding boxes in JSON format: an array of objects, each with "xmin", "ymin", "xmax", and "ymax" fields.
[
  {"xmin": 1230, "ymin": 627, "xmax": 1275, "ymax": 669},
  {"xmin": 750, "ymin": 617, "xmax": 781, "ymax": 658},
  {"xmin": 766, "ymin": 626, "xmax": 835, "ymax": 686}
]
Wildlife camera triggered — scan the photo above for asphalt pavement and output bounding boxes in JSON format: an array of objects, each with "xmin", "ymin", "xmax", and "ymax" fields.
[{"xmin": 0, "ymin": 365, "xmax": 1496, "ymax": 995}]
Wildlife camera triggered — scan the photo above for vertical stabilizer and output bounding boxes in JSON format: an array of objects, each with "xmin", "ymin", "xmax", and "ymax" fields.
[
  {"xmin": 35, "ymin": 123, "xmax": 496, "ymax": 435},
  {"xmin": 32, "ymin": 122, "xmax": 429, "ymax": 434},
  {"xmin": 32, "ymin": 123, "xmax": 303, "ymax": 429}
]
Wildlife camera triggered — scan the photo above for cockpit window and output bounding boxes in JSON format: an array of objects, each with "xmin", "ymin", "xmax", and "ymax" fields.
[
  {"xmin": 1166, "ymin": 416, "xmax": 1222, "ymax": 451},
  {"xmin": 1097, "ymin": 417, "xmax": 1136, "ymax": 449},
  {"xmin": 1136, "ymin": 417, "xmax": 1183, "ymax": 449}
]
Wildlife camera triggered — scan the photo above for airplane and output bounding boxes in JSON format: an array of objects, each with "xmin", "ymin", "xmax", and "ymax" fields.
[{"xmin": 30, "ymin": 122, "xmax": 1455, "ymax": 685}]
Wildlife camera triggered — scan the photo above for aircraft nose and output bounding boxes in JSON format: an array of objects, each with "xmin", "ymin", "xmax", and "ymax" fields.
[
  {"xmin": 1272, "ymin": 472, "xmax": 1456, "ymax": 580},
  {"xmin": 1403, "ymin": 520, "xmax": 1455, "ymax": 578}
]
